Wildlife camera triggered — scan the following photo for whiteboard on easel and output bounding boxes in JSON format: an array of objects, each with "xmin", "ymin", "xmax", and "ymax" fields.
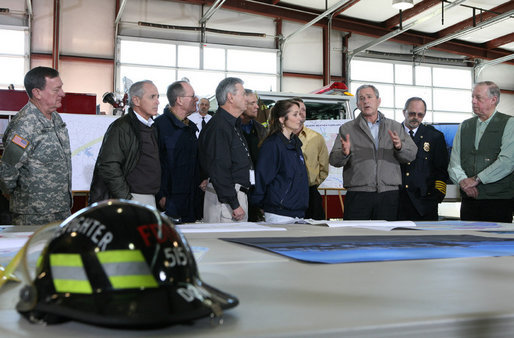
[{"xmin": 304, "ymin": 119, "xmax": 350, "ymax": 189}]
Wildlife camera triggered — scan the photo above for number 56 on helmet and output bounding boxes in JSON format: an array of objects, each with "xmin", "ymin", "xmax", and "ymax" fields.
[{"xmin": 16, "ymin": 199, "xmax": 238, "ymax": 328}]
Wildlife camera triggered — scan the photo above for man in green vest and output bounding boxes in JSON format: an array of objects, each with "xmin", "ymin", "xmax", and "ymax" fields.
[{"xmin": 448, "ymin": 81, "xmax": 514, "ymax": 223}]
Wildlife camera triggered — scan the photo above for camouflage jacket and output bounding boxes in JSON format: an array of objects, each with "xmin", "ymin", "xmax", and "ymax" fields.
[{"xmin": 0, "ymin": 101, "xmax": 72, "ymax": 214}]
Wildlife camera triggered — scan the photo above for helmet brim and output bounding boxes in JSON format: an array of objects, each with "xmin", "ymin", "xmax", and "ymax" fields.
[{"xmin": 20, "ymin": 277, "xmax": 238, "ymax": 328}]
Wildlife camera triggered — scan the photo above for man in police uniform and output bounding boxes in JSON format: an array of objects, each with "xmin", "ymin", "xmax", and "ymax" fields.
[
  {"xmin": 0, "ymin": 67, "xmax": 72, "ymax": 225},
  {"xmin": 398, "ymin": 97, "xmax": 448, "ymax": 221},
  {"xmin": 398, "ymin": 97, "xmax": 449, "ymax": 221}
]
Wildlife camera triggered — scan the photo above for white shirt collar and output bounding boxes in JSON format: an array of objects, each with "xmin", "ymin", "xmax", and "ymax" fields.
[
  {"xmin": 134, "ymin": 111, "xmax": 154, "ymax": 127},
  {"xmin": 404, "ymin": 124, "xmax": 418, "ymax": 136}
]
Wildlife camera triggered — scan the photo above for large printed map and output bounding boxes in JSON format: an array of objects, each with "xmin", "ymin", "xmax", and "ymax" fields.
[
  {"xmin": 2, "ymin": 114, "xmax": 347, "ymax": 191},
  {"xmin": 61, "ymin": 114, "xmax": 118, "ymax": 191}
]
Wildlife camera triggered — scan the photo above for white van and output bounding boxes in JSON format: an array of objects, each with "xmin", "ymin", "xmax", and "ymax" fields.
[{"xmin": 256, "ymin": 91, "xmax": 357, "ymax": 122}]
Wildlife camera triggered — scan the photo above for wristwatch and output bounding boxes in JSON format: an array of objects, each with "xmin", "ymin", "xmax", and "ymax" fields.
[{"xmin": 473, "ymin": 175, "xmax": 481, "ymax": 184}]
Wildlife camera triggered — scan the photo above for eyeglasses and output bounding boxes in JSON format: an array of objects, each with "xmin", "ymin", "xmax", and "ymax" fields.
[
  {"xmin": 180, "ymin": 94, "xmax": 197, "ymax": 99},
  {"xmin": 407, "ymin": 112, "xmax": 425, "ymax": 118}
]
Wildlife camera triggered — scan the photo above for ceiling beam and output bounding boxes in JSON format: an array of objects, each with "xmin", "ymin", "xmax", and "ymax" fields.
[
  {"xmin": 332, "ymin": 0, "xmax": 361, "ymax": 17},
  {"xmin": 383, "ymin": 0, "xmax": 440, "ymax": 29},
  {"xmin": 486, "ymin": 32, "xmax": 514, "ymax": 49},
  {"xmin": 283, "ymin": 0, "xmax": 352, "ymax": 42},
  {"xmin": 258, "ymin": 0, "xmax": 281, "ymax": 4},
  {"xmin": 199, "ymin": 0, "xmax": 227, "ymax": 24},
  {"xmin": 413, "ymin": 9, "xmax": 514, "ymax": 54},
  {"xmin": 166, "ymin": 0, "xmax": 513, "ymax": 63},
  {"xmin": 434, "ymin": 39, "xmax": 512, "ymax": 60},
  {"xmin": 283, "ymin": 71, "xmax": 322, "ymax": 80},
  {"xmin": 351, "ymin": 0, "xmax": 465, "ymax": 57},
  {"xmin": 436, "ymin": 1, "xmax": 514, "ymax": 38}
]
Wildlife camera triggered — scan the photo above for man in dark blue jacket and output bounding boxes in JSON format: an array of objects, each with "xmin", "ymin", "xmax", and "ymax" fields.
[
  {"xmin": 155, "ymin": 81, "xmax": 202, "ymax": 223},
  {"xmin": 241, "ymin": 89, "xmax": 267, "ymax": 221},
  {"xmin": 399, "ymin": 97, "xmax": 449, "ymax": 220}
]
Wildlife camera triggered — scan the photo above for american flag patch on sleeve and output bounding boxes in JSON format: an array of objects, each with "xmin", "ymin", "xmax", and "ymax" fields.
[{"xmin": 12, "ymin": 134, "xmax": 29, "ymax": 149}]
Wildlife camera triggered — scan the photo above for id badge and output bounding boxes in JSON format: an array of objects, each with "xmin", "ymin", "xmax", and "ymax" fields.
[{"xmin": 249, "ymin": 170, "xmax": 255, "ymax": 185}]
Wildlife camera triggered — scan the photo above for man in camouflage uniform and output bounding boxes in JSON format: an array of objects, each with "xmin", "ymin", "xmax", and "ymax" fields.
[{"xmin": 0, "ymin": 67, "xmax": 72, "ymax": 225}]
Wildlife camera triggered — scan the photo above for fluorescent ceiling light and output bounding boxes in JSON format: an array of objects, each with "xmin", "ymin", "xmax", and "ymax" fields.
[{"xmin": 393, "ymin": 0, "xmax": 414, "ymax": 10}]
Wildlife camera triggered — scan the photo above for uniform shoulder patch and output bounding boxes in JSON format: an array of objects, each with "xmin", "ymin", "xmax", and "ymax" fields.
[
  {"xmin": 2, "ymin": 134, "xmax": 28, "ymax": 166},
  {"xmin": 11, "ymin": 134, "xmax": 29, "ymax": 149}
]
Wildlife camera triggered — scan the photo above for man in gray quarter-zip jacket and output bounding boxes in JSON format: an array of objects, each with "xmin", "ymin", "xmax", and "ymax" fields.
[{"xmin": 330, "ymin": 84, "xmax": 417, "ymax": 221}]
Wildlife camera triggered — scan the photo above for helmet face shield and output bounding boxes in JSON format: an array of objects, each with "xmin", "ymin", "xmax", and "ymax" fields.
[{"xmin": 17, "ymin": 199, "xmax": 238, "ymax": 328}]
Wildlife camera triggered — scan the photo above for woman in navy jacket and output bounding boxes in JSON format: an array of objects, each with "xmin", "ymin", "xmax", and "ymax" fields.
[{"xmin": 250, "ymin": 99, "xmax": 309, "ymax": 223}]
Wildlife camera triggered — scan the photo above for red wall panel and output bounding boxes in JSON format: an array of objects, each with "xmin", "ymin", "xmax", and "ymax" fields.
[{"xmin": 0, "ymin": 89, "xmax": 96, "ymax": 114}]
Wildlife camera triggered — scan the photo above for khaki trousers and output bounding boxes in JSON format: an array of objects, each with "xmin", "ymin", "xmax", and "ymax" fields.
[
  {"xmin": 203, "ymin": 183, "xmax": 248, "ymax": 223},
  {"xmin": 131, "ymin": 193, "xmax": 156, "ymax": 208}
]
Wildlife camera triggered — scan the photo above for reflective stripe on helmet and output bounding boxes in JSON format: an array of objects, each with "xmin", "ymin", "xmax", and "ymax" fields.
[
  {"xmin": 101, "ymin": 261, "xmax": 150, "ymax": 276},
  {"xmin": 107, "ymin": 275, "xmax": 158, "ymax": 289},
  {"xmin": 96, "ymin": 249, "xmax": 145, "ymax": 263},
  {"xmin": 50, "ymin": 254, "xmax": 93, "ymax": 294},
  {"xmin": 50, "ymin": 253, "xmax": 83, "ymax": 266},
  {"xmin": 96, "ymin": 250, "xmax": 158, "ymax": 289}
]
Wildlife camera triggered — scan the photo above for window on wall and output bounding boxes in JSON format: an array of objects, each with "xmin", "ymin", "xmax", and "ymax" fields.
[
  {"xmin": 0, "ymin": 28, "xmax": 28, "ymax": 89},
  {"xmin": 117, "ymin": 38, "xmax": 278, "ymax": 112},
  {"xmin": 350, "ymin": 59, "xmax": 473, "ymax": 123}
]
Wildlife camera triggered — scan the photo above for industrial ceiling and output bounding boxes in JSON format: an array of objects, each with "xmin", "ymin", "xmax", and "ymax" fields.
[{"xmin": 164, "ymin": 0, "xmax": 514, "ymax": 65}]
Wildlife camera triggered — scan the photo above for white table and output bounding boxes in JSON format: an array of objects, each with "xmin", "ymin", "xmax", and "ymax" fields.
[{"xmin": 2, "ymin": 224, "xmax": 514, "ymax": 337}]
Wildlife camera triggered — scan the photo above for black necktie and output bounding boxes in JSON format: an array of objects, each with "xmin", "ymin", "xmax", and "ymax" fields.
[
  {"xmin": 201, "ymin": 116, "xmax": 206, "ymax": 128},
  {"xmin": 409, "ymin": 130, "xmax": 414, "ymax": 139}
]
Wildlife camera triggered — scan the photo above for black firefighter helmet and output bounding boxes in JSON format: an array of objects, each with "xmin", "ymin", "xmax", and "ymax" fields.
[{"xmin": 16, "ymin": 199, "xmax": 238, "ymax": 328}]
